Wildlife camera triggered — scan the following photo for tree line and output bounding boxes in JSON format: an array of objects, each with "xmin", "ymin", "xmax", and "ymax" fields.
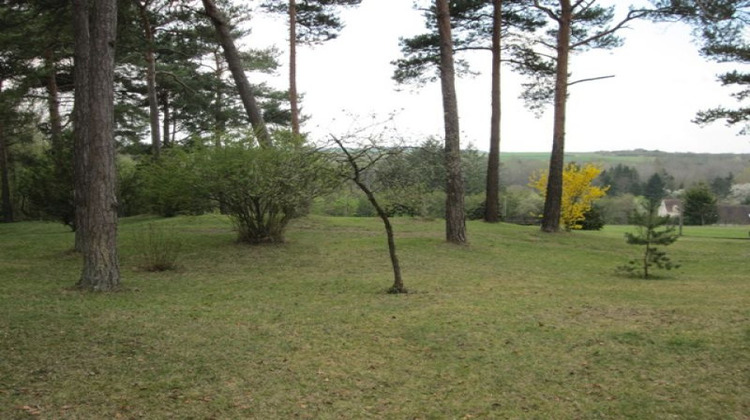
[{"xmin": 0, "ymin": 0, "xmax": 748, "ymax": 291}]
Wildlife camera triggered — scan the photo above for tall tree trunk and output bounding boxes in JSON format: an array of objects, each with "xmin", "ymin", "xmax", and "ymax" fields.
[
  {"xmin": 289, "ymin": 0, "xmax": 300, "ymax": 136},
  {"xmin": 484, "ymin": 0, "xmax": 502, "ymax": 223},
  {"xmin": 213, "ymin": 50, "xmax": 225, "ymax": 148},
  {"xmin": 72, "ymin": 0, "xmax": 90, "ymax": 252},
  {"xmin": 202, "ymin": 0, "xmax": 272, "ymax": 147},
  {"xmin": 160, "ymin": 90, "xmax": 170, "ymax": 148},
  {"xmin": 75, "ymin": 0, "xmax": 121, "ymax": 291},
  {"xmin": 135, "ymin": 0, "xmax": 161, "ymax": 158},
  {"xmin": 0, "ymin": 103, "xmax": 13, "ymax": 223},
  {"xmin": 44, "ymin": 48, "xmax": 64, "ymax": 165},
  {"xmin": 436, "ymin": 0, "xmax": 467, "ymax": 244},
  {"xmin": 541, "ymin": 0, "xmax": 571, "ymax": 233}
]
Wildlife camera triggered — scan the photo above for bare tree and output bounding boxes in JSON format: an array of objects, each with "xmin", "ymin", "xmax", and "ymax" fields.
[{"xmin": 330, "ymin": 134, "xmax": 406, "ymax": 294}]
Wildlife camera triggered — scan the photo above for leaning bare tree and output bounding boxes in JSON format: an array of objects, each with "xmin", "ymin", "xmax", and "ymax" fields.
[{"xmin": 330, "ymin": 132, "xmax": 406, "ymax": 294}]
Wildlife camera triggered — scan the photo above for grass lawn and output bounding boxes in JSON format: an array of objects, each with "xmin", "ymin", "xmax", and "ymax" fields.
[{"xmin": 1, "ymin": 215, "xmax": 748, "ymax": 418}]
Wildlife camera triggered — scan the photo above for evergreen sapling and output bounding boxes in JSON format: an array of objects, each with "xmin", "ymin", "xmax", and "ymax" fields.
[{"xmin": 618, "ymin": 199, "xmax": 680, "ymax": 278}]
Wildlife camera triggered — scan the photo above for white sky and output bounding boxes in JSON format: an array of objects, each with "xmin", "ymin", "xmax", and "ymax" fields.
[{"xmin": 247, "ymin": 0, "xmax": 749, "ymax": 154}]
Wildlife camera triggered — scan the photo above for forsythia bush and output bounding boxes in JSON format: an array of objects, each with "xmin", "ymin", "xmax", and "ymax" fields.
[{"xmin": 530, "ymin": 163, "xmax": 609, "ymax": 230}]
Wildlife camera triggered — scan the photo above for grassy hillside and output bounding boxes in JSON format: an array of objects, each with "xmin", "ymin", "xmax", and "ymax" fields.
[
  {"xmin": 500, "ymin": 150, "xmax": 750, "ymax": 187},
  {"xmin": 1, "ymin": 216, "xmax": 748, "ymax": 418}
]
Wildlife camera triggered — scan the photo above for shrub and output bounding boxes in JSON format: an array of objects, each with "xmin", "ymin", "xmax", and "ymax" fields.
[
  {"xmin": 465, "ymin": 194, "xmax": 491, "ymax": 221},
  {"xmin": 580, "ymin": 204, "xmax": 605, "ymax": 230},
  {"xmin": 16, "ymin": 150, "xmax": 75, "ymax": 228},
  {"xmin": 502, "ymin": 186, "xmax": 544, "ymax": 225},
  {"xmin": 136, "ymin": 223, "xmax": 182, "ymax": 271},
  {"xmin": 597, "ymin": 194, "xmax": 638, "ymax": 225},
  {"xmin": 530, "ymin": 163, "xmax": 609, "ymax": 230},
  {"xmin": 135, "ymin": 150, "xmax": 213, "ymax": 217},
  {"xmin": 197, "ymin": 136, "xmax": 336, "ymax": 244}
]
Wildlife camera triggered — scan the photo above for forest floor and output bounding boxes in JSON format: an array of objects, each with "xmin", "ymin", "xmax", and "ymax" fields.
[{"xmin": 1, "ymin": 215, "xmax": 748, "ymax": 418}]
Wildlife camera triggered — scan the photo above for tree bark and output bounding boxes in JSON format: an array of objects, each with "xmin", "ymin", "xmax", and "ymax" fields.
[
  {"xmin": 44, "ymin": 48, "xmax": 64, "ymax": 165},
  {"xmin": 484, "ymin": 0, "xmax": 502, "ymax": 223},
  {"xmin": 540, "ymin": 0, "xmax": 571, "ymax": 233},
  {"xmin": 436, "ymin": 0, "xmax": 467, "ymax": 244},
  {"xmin": 160, "ymin": 90, "xmax": 170, "ymax": 147},
  {"xmin": 74, "ymin": 0, "xmax": 121, "ymax": 291},
  {"xmin": 0, "ymin": 103, "xmax": 13, "ymax": 223},
  {"xmin": 213, "ymin": 50, "xmax": 225, "ymax": 148},
  {"xmin": 135, "ymin": 0, "xmax": 161, "ymax": 158},
  {"xmin": 72, "ymin": 0, "xmax": 90, "ymax": 252},
  {"xmin": 202, "ymin": 0, "xmax": 272, "ymax": 147},
  {"xmin": 289, "ymin": 0, "xmax": 300, "ymax": 136}
]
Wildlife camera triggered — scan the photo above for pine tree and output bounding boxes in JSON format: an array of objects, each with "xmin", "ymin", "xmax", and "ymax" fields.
[
  {"xmin": 618, "ymin": 199, "xmax": 680, "ymax": 279},
  {"xmin": 529, "ymin": 1, "xmax": 647, "ymax": 233},
  {"xmin": 652, "ymin": 1, "xmax": 749, "ymax": 133},
  {"xmin": 262, "ymin": 0, "xmax": 360, "ymax": 136}
]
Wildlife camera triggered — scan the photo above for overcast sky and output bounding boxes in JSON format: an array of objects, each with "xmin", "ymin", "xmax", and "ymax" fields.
[{"xmin": 248, "ymin": 0, "xmax": 749, "ymax": 154}]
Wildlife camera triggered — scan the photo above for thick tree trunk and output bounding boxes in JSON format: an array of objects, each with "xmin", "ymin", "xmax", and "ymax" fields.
[
  {"xmin": 0, "ymin": 112, "xmax": 13, "ymax": 223},
  {"xmin": 75, "ymin": 0, "xmax": 121, "ymax": 291},
  {"xmin": 484, "ymin": 0, "xmax": 502, "ymax": 223},
  {"xmin": 135, "ymin": 0, "xmax": 161, "ymax": 158},
  {"xmin": 202, "ymin": 0, "xmax": 272, "ymax": 147},
  {"xmin": 72, "ymin": 0, "xmax": 90, "ymax": 251},
  {"xmin": 436, "ymin": 0, "xmax": 467, "ymax": 244},
  {"xmin": 289, "ymin": 0, "xmax": 300, "ymax": 136},
  {"xmin": 541, "ymin": 0, "xmax": 571, "ymax": 233}
]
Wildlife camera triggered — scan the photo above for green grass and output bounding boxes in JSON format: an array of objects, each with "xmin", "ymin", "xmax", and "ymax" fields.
[{"xmin": 1, "ymin": 216, "xmax": 748, "ymax": 418}]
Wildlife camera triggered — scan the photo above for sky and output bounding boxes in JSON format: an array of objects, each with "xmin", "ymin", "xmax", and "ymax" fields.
[{"xmin": 248, "ymin": 0, "xmax": 749, "ymax": 154}]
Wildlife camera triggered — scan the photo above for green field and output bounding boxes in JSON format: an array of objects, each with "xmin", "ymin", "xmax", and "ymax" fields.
[{"xmin": 1, "ymin": 216, "xmax": 748, "ymax": 418}]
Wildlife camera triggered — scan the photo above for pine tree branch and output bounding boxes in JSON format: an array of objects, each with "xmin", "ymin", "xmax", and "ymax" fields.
[
  {"xmin": 570, "ymin": 9, "xmax": 648, "ymax": 50},
  {"xmin": 567, "ymin": 74, "xmax": 614, "ymax": 86}
]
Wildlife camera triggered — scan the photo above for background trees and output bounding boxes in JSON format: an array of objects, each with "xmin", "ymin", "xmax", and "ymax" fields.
[
  {"xmin": 682, "ymin": 183, "xmax": 719, "ymax": 225},
  {"xmin": 393, "ymin": 0, "xmax": 546, "ymax": 224},
  {"xmin": 0, "ymin": 0, "xmax": 747, "ymax": 254}
]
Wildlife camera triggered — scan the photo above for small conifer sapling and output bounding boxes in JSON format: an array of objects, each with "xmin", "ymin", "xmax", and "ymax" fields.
[{"xmin": 618, "ymin": 199, "xmax": 680, "ymax": 278}]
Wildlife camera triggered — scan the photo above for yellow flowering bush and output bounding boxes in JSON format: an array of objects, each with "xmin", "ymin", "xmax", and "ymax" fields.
[{"xmin": 530, "ymin": 163, "xmax": 609, "ymax": 230}]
